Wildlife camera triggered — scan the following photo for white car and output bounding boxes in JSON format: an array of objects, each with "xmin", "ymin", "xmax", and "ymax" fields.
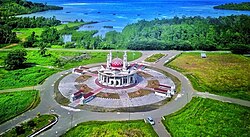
[{"xmin": 147, "ymin": 117, "xmax": 155, "ymax": 125}]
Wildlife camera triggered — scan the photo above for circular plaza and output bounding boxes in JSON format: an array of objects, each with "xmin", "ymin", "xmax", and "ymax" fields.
[{"xmin": 57, "ymin": 51, "xmax": 176, "ymax": 111}]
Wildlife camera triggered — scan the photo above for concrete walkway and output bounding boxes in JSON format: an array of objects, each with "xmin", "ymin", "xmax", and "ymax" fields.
[
  {"xmin": 195, "ymin": 92, "xmax": 250, "ymax": 107},
  {"xmin": 153, "ymin": 117, "xmax": 171, "ymax": 137},
  {"xmin": 0, "ymin": 85, "xmax": 40, "ymax": 93}
]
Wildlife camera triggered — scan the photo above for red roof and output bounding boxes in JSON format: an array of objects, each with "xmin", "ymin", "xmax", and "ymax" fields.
[
  {"xmin": 74, "ymin": 90, "xmax": 84, "ymax": 96},
  {"xmin": 83, "ymin": 92, "xmax": 94, "ymax": 98},
  {"xmin": 159, "ymin": 84, "xmax": 171, "ymax": 88},
  {"xmin": 111, "ymin": 58, "xmax": 123, "ymax": 67}
]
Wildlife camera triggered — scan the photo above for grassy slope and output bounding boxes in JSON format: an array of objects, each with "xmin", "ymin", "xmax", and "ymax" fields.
[
  {"xmin": 0, "ymin": 67, "xmax": 58, "ymax": 90},
  {"xmin": 0, "ymin": 90, "xmax": 40, "ymax": 124},
  {"xmin": 167, "ymin": 52, "xmax": 250, "ymax": 100},
  {"xmin": 62, "ymin": 120, "xmax": 158, "ymax": 137},
  {"xmin": 3, "ymin": 114, "xmax": 56, "ymax": 137},
  {"xmin": 163, "ymin": 97, "xmax": 250, "ymax": 137}
]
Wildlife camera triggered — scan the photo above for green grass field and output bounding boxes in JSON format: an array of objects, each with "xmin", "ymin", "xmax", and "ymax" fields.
[
  {"xmin": 145, "ymin": 53, "xmax": 165, "ymax": 62},
  {"xmin": 0, "ymin": 50, "xmax": 141, "ymax": 89},
  {"xmin": 2, "ymin": 114, "xmax": 56, "ymax": 137},
  {"xmin": 0, "ymin": 90, "xmax": 39, "ymax": 124},
  {"xmin": 163, "ymin": 97, "xmax": 250, "ymax": 137},
  {"xmin": 62, "ymin": 120, "xmax": 158, "ymax": 137},
  {"xmin": 167, "ymin": 53, "xmax": 250, "ymax": 100}
]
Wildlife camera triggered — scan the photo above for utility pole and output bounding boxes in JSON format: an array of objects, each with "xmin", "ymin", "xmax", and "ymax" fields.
[{"xmin": 71, "ymin": 113, "xmax": 73, "ymax": 128}]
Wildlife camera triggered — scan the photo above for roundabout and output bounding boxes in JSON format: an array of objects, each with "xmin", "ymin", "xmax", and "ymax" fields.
[{"xmin": 58, "ymin": 51, "xmax": 176, "ymax": 111}]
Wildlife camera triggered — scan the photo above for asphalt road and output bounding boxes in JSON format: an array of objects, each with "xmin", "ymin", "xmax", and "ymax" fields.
[{"xmin": 0, "ymin": 50, "xmax": 249, "ymax": 137}]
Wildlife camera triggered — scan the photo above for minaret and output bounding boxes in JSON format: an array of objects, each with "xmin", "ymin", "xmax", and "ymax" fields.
[
  {"xmin": 106, "ymin": 53, "xmax": 110, "ymax": 69},
  {"xmin": 123, "ymin": 51, "xmax": 127, "ymax": 70},
  {"xmin": 109, "ymin": 50, "xmax": 112, "ymax": 64}
]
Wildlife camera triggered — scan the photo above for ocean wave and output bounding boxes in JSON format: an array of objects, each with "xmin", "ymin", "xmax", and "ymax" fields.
[
  {"xmin": 63, "ymin": 3, "xmax": 121, "ymax": 6},
  {"xmin": 116, "ymin": 16, "xmax": 127, "ymax": 19}
]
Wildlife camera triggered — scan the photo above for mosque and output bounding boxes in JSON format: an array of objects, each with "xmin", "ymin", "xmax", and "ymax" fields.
[{"xmin": 97, "ymin": 51, "xmax": 138, "ymax": 88}]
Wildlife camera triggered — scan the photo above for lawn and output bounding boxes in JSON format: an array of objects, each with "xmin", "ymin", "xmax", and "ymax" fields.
[
  {"xmin": 0, "ymin": 90, "xmax": 40, "ymax": 124},
  {"xmin": 145, "ymin": 53, "xmax": 165, "ymax": 62},
  {"xmin": 163, "ymin": 97, "xmax": 250, "ymax": 137},
  {"xmin": 167, "ymin": 53, "xmax": 250, "ymax": 100},
  {"xmin": 62, "ymin": 120, "xmax": 158, "ymax": 137},
  {"xmin": 2, "ymin": 114, "xmax": 56, "ymax": 137}
]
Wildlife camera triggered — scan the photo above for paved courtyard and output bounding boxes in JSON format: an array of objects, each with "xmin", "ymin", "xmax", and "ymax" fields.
[{"xmin": 58, "ymin": 67, "xmax": 175, "ymax": 108}]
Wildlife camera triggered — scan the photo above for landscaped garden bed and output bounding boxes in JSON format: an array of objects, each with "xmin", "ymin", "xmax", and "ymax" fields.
[
  {"xmin": 145, "ymin": 53, "xmax": 165, "ymax": 62},
  {"xmin": 75, "ymin": 75, "xmax": 92, "ymax": 83},
  {"xmin": 146, "ymin": 80, "xmax": 159, "ymax": 88},
  {"xmin": 128, "ymin": 89, "xmax": 153, "ymax": 98},
  {"xmin": 2, "ymin": 114, "xmax": 57, "ymax": 137},
  {"xmin": 62, "ymin": 120, "xmax": 157, "ymax": 137},
  {"xmin": 137, "ymin": 71, "xmax": 153, "ymax": 78},
  {"xmin": 96, "ymin": 92, "xmax": 120, "ymax": 99}
]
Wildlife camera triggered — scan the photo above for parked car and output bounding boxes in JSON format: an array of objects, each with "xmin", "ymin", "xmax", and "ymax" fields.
[{"xmin": 147, "ymin": 117, "xmax": 155, "ymax": 125}]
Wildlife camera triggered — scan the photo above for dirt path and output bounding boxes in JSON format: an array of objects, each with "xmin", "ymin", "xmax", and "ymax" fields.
[{"xmin": 0, "ymin": 43, "xmax": 18, "ymax": 49}]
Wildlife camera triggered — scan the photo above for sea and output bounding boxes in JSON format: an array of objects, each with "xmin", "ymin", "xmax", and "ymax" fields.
[{"xmin": 21, "ymin": 0, "xmax": 250, "ymax": 36}]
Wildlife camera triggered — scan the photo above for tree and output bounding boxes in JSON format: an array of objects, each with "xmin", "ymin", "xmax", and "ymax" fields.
[
  {"xmin": 38, "ymin": 42, "xmax": 47, "ymax": 56},
  {"xmin": 41, "ymin": 27, "xmax": 60, "ymax": 44},
  {"xmin": 15, "ymin": 126, "xmax": 25, "ymax": 135},
  {"xmin": 230, "ymin": 44, "xmax": 250, "ymax": 54},
  {"xmin": 4, "ymin": 49, "xmax": 27, "ymax": 70},
  {"xmin": 23, "ymin": 31, "xmax": 36, "ymax": 47},
  {"xmin": 27, "ymin": 120, "xmax": 36, "ymax": 127}
]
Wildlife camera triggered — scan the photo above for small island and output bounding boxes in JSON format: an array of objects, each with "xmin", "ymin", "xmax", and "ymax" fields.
[{"xmin": 214, "ymin": 2, "xmax": 250, "ymax": 11}]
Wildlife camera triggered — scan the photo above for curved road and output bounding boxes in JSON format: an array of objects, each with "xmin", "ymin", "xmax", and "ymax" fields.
[{"xmin": 0, "ymin": 50, "xmax": 249, "ymax": 137}]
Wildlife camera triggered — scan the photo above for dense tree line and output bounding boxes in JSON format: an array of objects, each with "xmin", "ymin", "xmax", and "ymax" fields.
[
  {"xmin": 102, "ymin": 15, "xmax": 250, "ymax": 53},
  {"xmin": 0, "ymin": 0, "xmax": 63, "ymax": 17},
  {"xmin": 214, "ymin": 2, "xmax": 250, "ymax": 11},
  {"xmin": 0, "ymin": 16, "xmax": 61, "ymax": 29},
  {"xmin": 71, "ymin": 30, "xmax": 100, "ymax": 49},
  {"xmin": 0, "ymin": 25, "xmax": 18, "ymax": 44}
]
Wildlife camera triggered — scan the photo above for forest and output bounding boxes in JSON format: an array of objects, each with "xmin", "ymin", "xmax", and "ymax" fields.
[
  {"xmin": 102, "ymin": 15, "xmax": 250, "ymax": 53},
  {"xmin": 214, "ymin": 2, "xmax": 250, "ymax": 11}
]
